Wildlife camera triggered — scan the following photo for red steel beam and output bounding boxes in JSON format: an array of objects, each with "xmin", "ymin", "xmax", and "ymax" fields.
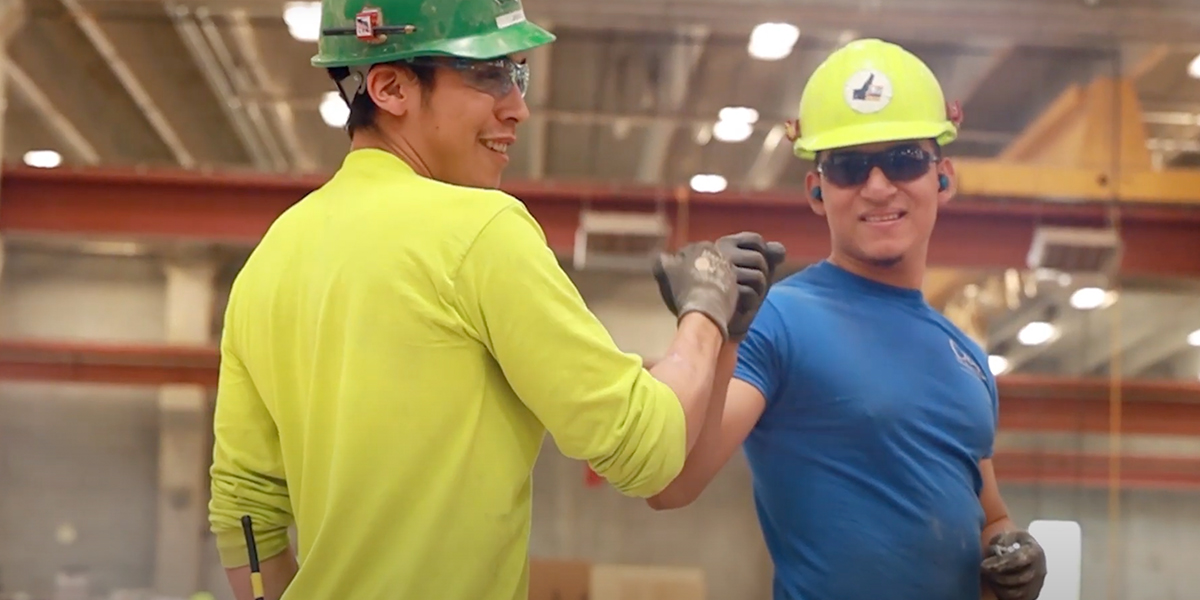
[
  {"xmin": 4, "ymin": 164, "xmax": 1200, "ymax": 278},
  {"xmin": 993, "ymin": 451, "xmax": 1200, "ymax": 492},
  {"xmin": 998, "ymin": 375, "xmax": 1200, "ymax": 437},
  {"xmin": 587, "ymin": 450, "xmax": 1200, "ymax": 491},
  {"xmin": 0, "ymin": 339, "xmax": 219, "ymax": 387},
  {"xmin": 3, "ymin": 340, "xmax": 1200, "ymax": 436},
  {"xmin": 4, "ymin": 340, "xmax": 1200, "ymax": 489}
]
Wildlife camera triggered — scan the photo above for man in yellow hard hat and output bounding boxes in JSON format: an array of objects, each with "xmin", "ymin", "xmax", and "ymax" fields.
[
  {"xmin": 646, "ymin": 39, "xmax": 1046, "ymax": 600},
  {"xmin": 205, "ymin": 0, "xmax": 786, "ymax": 599}
]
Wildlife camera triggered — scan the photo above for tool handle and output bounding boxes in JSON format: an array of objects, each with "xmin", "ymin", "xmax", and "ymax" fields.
[{"xmin": 241, "ymin": 515, "xmax": 266, "ymax": 600}]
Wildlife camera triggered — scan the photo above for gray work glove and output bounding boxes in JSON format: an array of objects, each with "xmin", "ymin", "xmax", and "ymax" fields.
[
  {"xmin": 716, "ymin": 232, "xmax": 787, "ymax": 340},
  {"xmin": 981, "ymin": 530, "xmax": 1048, "ymax": 600},
  {"xmin": 652, "ymin": 241, "xmax": 739, "ymax": 340},
  {"xmin": 654, "ymin": 233, "xmax": 787, "ymax": 341}
]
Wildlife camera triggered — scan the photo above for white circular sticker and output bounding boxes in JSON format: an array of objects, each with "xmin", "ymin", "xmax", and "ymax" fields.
[{"xmin": 843, "ymin": 69, "xmax": 893, "ymax": 114}]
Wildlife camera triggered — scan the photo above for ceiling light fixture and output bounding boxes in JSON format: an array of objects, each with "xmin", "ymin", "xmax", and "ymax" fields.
[
  {"xmin": 23, "ymin": 149, "xmax": 62, "ymax": 169},
  {"xmin": 690, "ymin": 174, "xmax": 727, "ymax": 194},
  {"xmin": 711, "ymin": 106, "xmax": 759, "ymax": 143},
  {"xmin": 718, "ymin": 106, "xmax": 759, "ymax": 124},
  {"xmin": 1069, "ymin": 286, "xmax": 1116, "ymax": 310},
  {"xmin": 1187, "ymin": 328, "xmax": 1200, "ymax": 347},
  {"xmin": 319, "ymin": 91, "xmax": 349, "ymax": 127},
  {"xmin": 1017, "ymin": 321, "xmax": 1059, "ymax": 346},
  {"xmin": 987, "ymin": 355, "xmax": 1010, "ymax": 376},
  {"xmin": 712, "ymin": 119, "xmax": 753, "ymax": 143},
  {"xmin": 748, "ymin": 22, "xmax": 799, "ymax": 61},
  {"xmin": 283, "ymin": 1, "xmax": 322, "ymax": 42}
]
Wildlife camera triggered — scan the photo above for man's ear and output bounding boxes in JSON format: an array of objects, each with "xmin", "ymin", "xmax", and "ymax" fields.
[
  {"xmin": 804, "ymin": 170, "xmax": 827, "ymax": 216},
  {"xmin": 937, "ymin": 157, "xmax": 957, "ymax": 206},
  {"xmin": 368, "ymin": 65, "xmax": 414, "ymax": 118}
]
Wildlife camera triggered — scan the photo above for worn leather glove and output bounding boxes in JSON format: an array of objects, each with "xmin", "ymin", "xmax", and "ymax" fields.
[
  {"xmin": 715, "ymin": 232, "xmax": 787, "ymax": 340},
  {"xmin": 981, "ymin": 530, "xmax": 1048, "ymax": 600},
  {"xmin": 652, "ymin": 241, "xmax": 739, "ymax": 340}
]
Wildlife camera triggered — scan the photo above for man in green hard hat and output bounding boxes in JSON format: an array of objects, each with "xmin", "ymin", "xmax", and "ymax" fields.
[
  {"xmin": 647, "ymin": 39, "xmax": 1047, "ymax": 600},
  {"xmin": 206, "ymin": 0, "xmax": 785, "ymax": 599}
]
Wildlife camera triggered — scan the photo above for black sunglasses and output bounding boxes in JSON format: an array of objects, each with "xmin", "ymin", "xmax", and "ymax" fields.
[{"xmin": 817, "ymin": 143, "xmax": 938, "ymax": 187}]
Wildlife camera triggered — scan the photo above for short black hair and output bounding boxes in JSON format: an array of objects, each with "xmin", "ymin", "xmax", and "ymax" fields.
[{"xmin": 326, "ymin": 62, "xmax": 438, "ymax": 138}]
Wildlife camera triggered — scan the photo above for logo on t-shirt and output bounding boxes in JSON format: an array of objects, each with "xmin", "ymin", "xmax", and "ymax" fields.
[{"xmin": 949, "ymin": 339, "xmax": 986, "ymax": 383}]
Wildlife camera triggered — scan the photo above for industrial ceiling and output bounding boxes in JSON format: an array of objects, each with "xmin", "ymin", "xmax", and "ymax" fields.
[{"xmin": 3, "ymin": 0, "xmax": 1200, "ymax": 381}]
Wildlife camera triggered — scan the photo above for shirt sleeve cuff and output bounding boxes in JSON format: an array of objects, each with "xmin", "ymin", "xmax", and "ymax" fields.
[{"xmin": 215, "ymin": 526, "xmax": 293, "ymax": 569}]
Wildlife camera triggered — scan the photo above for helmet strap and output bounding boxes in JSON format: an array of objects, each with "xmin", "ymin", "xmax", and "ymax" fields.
[{"xmin": 334, "ymin": 65, "xmax": 373, "ymax": 106}]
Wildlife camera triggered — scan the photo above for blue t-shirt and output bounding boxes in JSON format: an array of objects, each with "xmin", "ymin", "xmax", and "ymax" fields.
[{"xmin": 733, "ymin": 260, "xmax": 998, "ymax": 600}]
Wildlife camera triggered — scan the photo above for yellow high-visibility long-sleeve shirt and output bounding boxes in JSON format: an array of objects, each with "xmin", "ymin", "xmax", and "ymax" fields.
[{"xmin": 207, "ymin": 149, "xmax": 687, "ymax": 600}]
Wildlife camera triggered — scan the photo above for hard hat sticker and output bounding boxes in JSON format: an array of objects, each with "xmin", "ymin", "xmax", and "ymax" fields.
[
  {"xmin": 355, "ymin": 7, "xmax": 383, "ymax": 41},
  {"xmin": 843, "ymin": 69, "xmax": 893, "ymax": 114},
  {"xmin": 496, "ymin": 9, "xmax": 526, "ymax": 29}
]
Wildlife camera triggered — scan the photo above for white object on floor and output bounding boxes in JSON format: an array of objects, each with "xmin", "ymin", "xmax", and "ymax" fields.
[{"xmin": 1028, "ymin": 519, "xmax": 1083, "ymax": 600}]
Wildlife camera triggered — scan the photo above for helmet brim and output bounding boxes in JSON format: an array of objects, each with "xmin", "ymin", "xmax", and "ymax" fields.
[
  {"xmin": 431, "ymin": 21, "xmax": 556, "ymax": 60},
  {"xmin": 793, "ymin": 121, "xmax": 957, "ymax": 160},
  {"xmin": 312, "ymin": 20, "xmax": 556, "ymax": 67}
]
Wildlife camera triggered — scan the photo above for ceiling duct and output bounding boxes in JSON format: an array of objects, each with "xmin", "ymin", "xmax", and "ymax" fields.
[
  {"xmin": 1026, "ymin": 225, "xmax": 1123, "ymax": 277},
  {"xmin": 572, "ymin": 209, "xmax": 670, "ymax": 273}
]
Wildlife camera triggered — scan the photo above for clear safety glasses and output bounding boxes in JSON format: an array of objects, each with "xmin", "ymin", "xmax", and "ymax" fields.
[
  {"xmin": 409, "ymin": 56, "xmax": 530, "ymax": 100},
  {"xmin": 817, "ymin": 143, "xmax": 938, "ymax": 187}
]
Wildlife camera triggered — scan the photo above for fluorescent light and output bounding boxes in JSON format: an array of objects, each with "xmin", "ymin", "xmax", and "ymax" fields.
[
  {"xmin": 718, "ymin": 106, "xmax": 759, "ymax": 124},
  {"xmin": 1069, "ymin": 287, "xmax": 1115, "ymax": 310},
  {"xmin": 710, "ymin": 107, "xmax": 759, "ymax": 143},
  {"xmin": 283, "ymin": 1, "xmax": 322, "ymax": 42},
  {"xmin": 1188, "ymin": 328, "xmax": 1200, "ymax": 347},
  {"xmin": 690, "ymin": 174, "xmax": 727, "ymax": 194},
  {"xmin": 1017, "ymin": 321, "xmax": 1058, "ymax": 346},
  {"xmin": 987, "ymin": 355, "xmax": 1010, "ymax": 376},
  {"xmin": 712, "ymin": 119, "xmax": 753, "ymax": 143},
  {"xmin": 1189, "ymin": 54, "xmax": 1200, "ymax": 79},
  {"xmin": 319, "ymin": 91, "xmax": 349, "ymax": 127},
  {"xmin": 1027, "ymin": 520, "xmax": 1082, "ymax": 600},
  {"xmin": 748, "ymin": 22, "xmax": 799, "ymax": 61},
  {"xmin": 23, "ymin": 149, "xmax": 61, "ymax": 168}
]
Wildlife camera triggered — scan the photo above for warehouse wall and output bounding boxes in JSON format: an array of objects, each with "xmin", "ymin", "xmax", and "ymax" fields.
[
  {"xmin": 0, "ymin": 249, "xmax": 165, "ymax": 595},
  {"xmin": 1, "ymin": 248, "xmax": 1199, "ymax": 599},
  {"xmin": 1003, "ymin": 487, "xmax": 1200, "ymax": 599}
]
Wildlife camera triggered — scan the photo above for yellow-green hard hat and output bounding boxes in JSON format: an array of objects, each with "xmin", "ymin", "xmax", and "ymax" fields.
[
  {"xmin": 311, "ymin": 0, "xmax": 555, "ymax": 68},
  {"xmin": 792, "ymin": 38, "xmax": 957, "ymax": 160}
]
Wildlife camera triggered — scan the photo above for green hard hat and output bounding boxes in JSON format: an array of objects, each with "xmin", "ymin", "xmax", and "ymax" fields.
[{"xmin": 312, "ymin": 0, "xmax": 555, "ymax": 68}]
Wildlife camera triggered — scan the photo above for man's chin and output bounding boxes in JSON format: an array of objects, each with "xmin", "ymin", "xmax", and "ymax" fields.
[
  {"xmin": 856, "ymin": 245, "xmax": 907, "ymax": 268},
  {"xmin": 865, "ymin": 254, "xmax": 904, "ymax": 268}
]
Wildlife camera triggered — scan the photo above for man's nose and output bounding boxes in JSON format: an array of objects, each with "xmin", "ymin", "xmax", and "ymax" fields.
[
  {"xmin": 497, "ymin": 87, "xmax": 530, "ymax": 123},
  {"xmin": 860, "ymin": 166, "xmax": 898, "ymax": 200}
]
